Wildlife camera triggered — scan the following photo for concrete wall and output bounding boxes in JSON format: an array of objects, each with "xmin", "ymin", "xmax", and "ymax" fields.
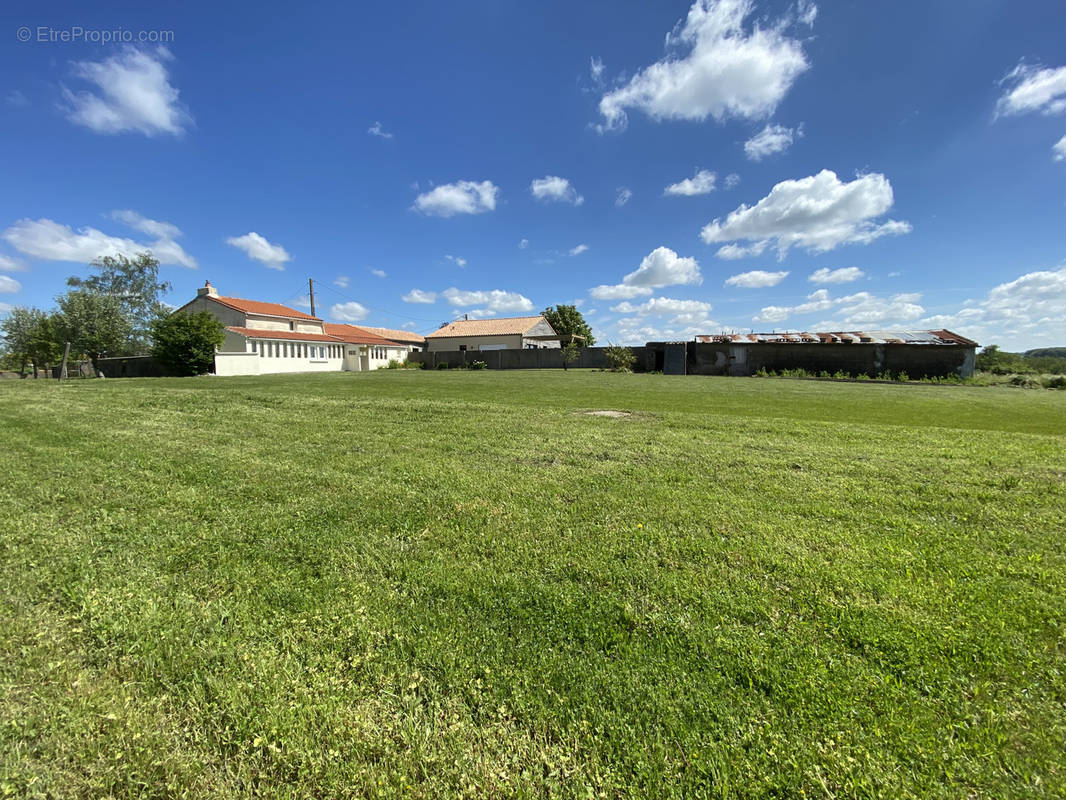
[{"xmin": 410, "ymin": 346, "xmax": 648, "ymax": 370}]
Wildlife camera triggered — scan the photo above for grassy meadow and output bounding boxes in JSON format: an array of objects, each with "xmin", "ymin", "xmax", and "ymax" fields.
[{"xmin": 1, "ymin": 370, "xmax": 1065, "ymax": 798}]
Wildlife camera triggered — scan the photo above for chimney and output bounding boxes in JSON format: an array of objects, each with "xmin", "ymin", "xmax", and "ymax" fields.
[
  {"xmin": 464, "ymin": 313, "xmax": 469, "ymax": 321},
  {"xmin": 197, "ymin": 280, "xmax": 219, "ymax": 298}
]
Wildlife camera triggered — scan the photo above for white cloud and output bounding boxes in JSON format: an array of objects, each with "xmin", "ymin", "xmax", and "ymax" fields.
[
  {"xmin": 444, "ymin": 254, "xmax": 467, "ymax": 267},
  {"xmin": 403, "ymin": 289, "xmax": 437, "ymax": 304},
  {"xmin": 589, "ymin": 284, "xmax": 654, "ymax": 300},
  {"xmin": 1054, "ymin": 134, "xmax": 1066, "ymax": 162},
  {"xmin": 225, "ymin": 232, "xmax": 291, "ymax": 270},
  {"xmin": 701, "ymin": 170, "xmax": 911, "ymax": 257},
  {"xmin": 724, "ymin": 173, "xmax": 741, "ymax": 189},
  {"xmin": 7, "ymin": 90, "xmax": 28, "ymax": 107},
  {"xmin": 725, "ymin": 269, "xmax": 788, "ymax": 288},
  {"xmin": 754, "ymin": 288, "xmax": 923, "ymax": 326},
  {"xmin": 743, "ymin": 123, "xmax": 800, "ymax": 160},
  {"xmin": 597, "ymin": 0, "xmax": 812, "ymax": 131},
  {"xmin": 402, "ymin": 322, "xmax": 418, "ymax": 329},
  {"xmin": 518, "ymin": 238, "xmax": 529, "ymax": 249},
  {"xmin": 413, "ymin": 180, "xmax": 499, "ymax": 217},
  {"xmin": 615, "ymin": 187, "xmax": 633, "ymax": 206},
  {"xmin": 996, "ymin": 62, "xmax": 1066, "ymax": 118},
  {"xmin": 371, "ymin": 268, "xmax": 387, "ymax": 278},
  {"xmin": 0, "ymin": 303, "xmax": 12, "ymax": 314},
  {"xmin": 0, "ymin": 254, "xmax": 27, "ymax": 272},
  {"xmin": 590, "ymin": 57, "xmax": 605, "ymax": 83},
  {"xmin": 809, "ymin": 266, "xmax": 864, "ymax": 284},
  {"xmin": 441, "ymin": 288, "xmax": 534, "ymax": 313},
  {"xmin": 610, "ymin": 296, "xmax": 720, "ymax": 343},
  {"xmin": 623, "ymin": 246, "xmax": 702, "ymax": 287},
  {"xmin": 3, "ymin": 217, "xmax": 196, "ymax": 268},
  {"xmin": 753, "ymin": 306, "xmax": 790, "ymax": 323},
  {"xmin": 919, "ymin": 265, "xmax": 1066, "ymax": 349},
  {"xmin": 110, "ymin": 209, "xmax": 181, "ymax": 240},
  {"xmin": 331, "ymin": 301, "xmax": 369, "ymax": 322},
  {"xmin": 368, "ymin": 121, "xmax": 393, "ymax": 139},
  {"xmin": 334, "ymin": 275, "xmax": 350, "ymax": 288},
  {"xmin": 530, "ymin": 176, "xmax": 584, "ymax": 205},
  {"xmin": 611, "ymin": 296, "xmax": 713, "ymax": 316},
  {"xmin": 62, "ymin": 46, "xmax": 191, "ymax": 136},
  {"xmin": 589, "ymin": 246, "xmax": 701, "ymax": 299},
  {"xmin": 716, "ymin": 241, "xmax": 768, "ymax": 260},
  {"xmin": 664, "ymin": 169, "xmax": 716, "ymax": 196},
  {"xmin": 0, "ymin": 275, "xmax": 21, "ymax": 294},
  {"xmin": 797, "ymin": 0, "xmax": 818, "ymax": 26},
  {"xmin": 570, "ymin": 244, "xmax": 589, "ymax": 256}
]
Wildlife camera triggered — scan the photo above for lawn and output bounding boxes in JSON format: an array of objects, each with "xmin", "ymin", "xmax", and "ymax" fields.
[{"xmin": 1, "ymin": 371, "xmax": 1065, "ymax": 798}]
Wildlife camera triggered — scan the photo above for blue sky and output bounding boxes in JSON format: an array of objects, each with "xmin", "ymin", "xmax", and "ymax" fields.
[{"xmin": 2, "ymin": 0, "xmax": 1065, "ymax": 349}]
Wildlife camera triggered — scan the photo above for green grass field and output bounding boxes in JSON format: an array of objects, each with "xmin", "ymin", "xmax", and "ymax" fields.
[{"xmin": 2, "ymin": 371, "xmax": 1065, "ymax": 798}]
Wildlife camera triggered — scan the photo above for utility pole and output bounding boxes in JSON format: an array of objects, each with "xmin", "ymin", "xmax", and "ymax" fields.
[{"xmin": 308, "ymin": 278, "xmax": 316, "ymax": 318}]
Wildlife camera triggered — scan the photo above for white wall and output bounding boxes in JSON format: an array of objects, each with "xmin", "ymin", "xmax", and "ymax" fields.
[{"xmin": 215, "ymin": 352, "xmax": 261, "ymax": 376}]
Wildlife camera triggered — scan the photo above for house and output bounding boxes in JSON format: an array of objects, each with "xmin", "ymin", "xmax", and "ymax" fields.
[
  {"xmin": 425, "ymin": 315, "xmax": 562, "ymax": 352},
  {"xmin": 174, "ymin": 282, "xmax": 424, "ymax": 376},
  {"xmin": 174, "ymin": 282, "xmax": 343, "ymax": 376},
  {"xmin": 323, "ymin": 324, "xmax": 410, "ymax": 371}
]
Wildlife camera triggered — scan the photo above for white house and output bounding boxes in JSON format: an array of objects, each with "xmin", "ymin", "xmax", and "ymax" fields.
[
  {"xmin": 323, "ymin": 324, "xmax": 411, "ymax": 371},
  {"xmin": 425, "ymin": 316, "xmax": 561, "ymax": 352}
]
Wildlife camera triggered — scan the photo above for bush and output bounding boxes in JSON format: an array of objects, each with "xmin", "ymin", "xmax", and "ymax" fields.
[
  {"xmin": 469, "ymin": 360, "xmax": 487, "ymax": 370},
  {"xmin": 1044, "ymin": 375, "xmax": 1066, "ymax": 390},
  {"xmin": 386, "ymin": 359, "xmax": 403, "ymax": 369},
  {"xmin": 436, "ymin": 362, "xmax": 450, "ymax": 370},
  {"xmin": 150, "ymin": 311, "xmax": 225, "ymax": 376},
  {"xmin": 604, "ymin": 345, "xmax": 636, "ymax": 372}
]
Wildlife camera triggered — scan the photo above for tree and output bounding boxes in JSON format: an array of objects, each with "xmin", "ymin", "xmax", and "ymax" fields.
[
  {"xmin": 67, "ymin": 252, "xmax": 171, "ymax": 352},
  {"xmin": 55, "ymin": 290, "xmax": 132, "ymax": 368},
  {"xmin": 542, "ymin": 304, "xmax": 595, "ymax": 347},
  {"xmin": 0, "ymin": 307, "xmax": 61, "ymax": 377},
  {"xmin": 150, "ymin": 311, "xmax": 226, "ymax": 376},
  {"xmin": 561, "ymin": 342, "xmax": 579, "ymax": 371}
]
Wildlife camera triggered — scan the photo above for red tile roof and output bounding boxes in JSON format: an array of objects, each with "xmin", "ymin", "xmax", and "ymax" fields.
[
  {"xmin": 226, "ymin": 327, "xmax": 342, "ymax": 343},
  {"xmin": 323, "ymin": 323, "xmax": 398, "ymax": 346},
  {"xmin": 356, "ymin": 325, "xmax": 427, "ymax": 345},
  {"xmin": 426, "ymin": 316, "xmax": 548, "ymax": 338},
  {"xmin": 213, "ymin": 295, "xmax": 320, "ymax": 321}
]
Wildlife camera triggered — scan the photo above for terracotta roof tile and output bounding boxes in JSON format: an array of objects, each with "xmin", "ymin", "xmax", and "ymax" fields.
[
  {"xmin": 426, "ymin": 316, "xmax": 548, "ymax": 338},
  {"xmin": 226, "ymin": 327, "xmax": 341, "ymax": 343},
  {"xmin": 213, "ymin": 295, "xmax": 320, "ymax": 321},
  {"xmin": 323, "ymin": 323, "xmax": 398, "ymax": 346},
  {"xmin": 356, "ymin": 325, "xmax": 427, "ymax": 345}
]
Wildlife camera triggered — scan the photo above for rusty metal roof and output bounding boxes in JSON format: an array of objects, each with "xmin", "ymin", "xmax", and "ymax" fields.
[{"xmin": 693, "ymin": 329, "xmax": 978, "ymax": 346}]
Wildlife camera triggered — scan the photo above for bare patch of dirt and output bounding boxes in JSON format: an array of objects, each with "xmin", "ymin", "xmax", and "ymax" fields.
[{"xmin": 582, "ymin": 409, "xmax": 633, "ymax": 418}]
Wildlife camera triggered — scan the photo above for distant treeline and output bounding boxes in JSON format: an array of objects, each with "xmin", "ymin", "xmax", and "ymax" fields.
[
  {"xmin": 977, "ymin": 345, "xmax": 1066, "ymax": 375},
  {"xmin": 1024, "ymin": 347, "xmax": 1066, "ymax": 359}
]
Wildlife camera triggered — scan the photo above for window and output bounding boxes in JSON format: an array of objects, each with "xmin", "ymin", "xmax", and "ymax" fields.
[
  {"xmin": 251, "ymin": 341, "xmax": 257, "ymax": 353},
  {"xmin": 459, "ymin": 344, "xmax": 467, "ymax": 352}
]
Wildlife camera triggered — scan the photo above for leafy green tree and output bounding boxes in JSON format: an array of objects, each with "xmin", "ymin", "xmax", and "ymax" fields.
[
  {"xmin": 542, "ymin": 304, "xmax": 595, "ymax": 347},
  {"xmin": 68, "ymin": 252, "xmax": 171, "ymax": 352},
  {"xmin": 1, "ymin": 307, "xmax": 62, "ymax": 376},
  {"xmin": 55, "ymin": 290, "xmax": 132, "ymax": 368},
  {"xmin": 561, "ymin": 341, "xmax": 579, "ymax": 371},
  {"xmin": 150, "ymin": 311, "xmax": 226, "ymax": 376}
]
